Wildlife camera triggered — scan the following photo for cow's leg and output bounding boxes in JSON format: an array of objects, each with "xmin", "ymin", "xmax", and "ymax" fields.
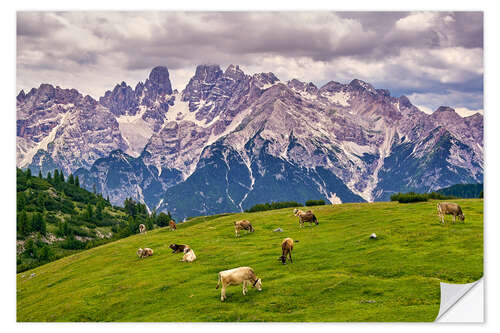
[
  {"xmin": 221, "ymin": 285, "xmax": 227, "ymax": 301},
  {"xmin": 242, "ymin": 281, "xmax": 247, "ymax": 295},
  {"xmin": 289, "ymin": 251, "xmax": 292, "ymax": 263},
  {"xmin": 453, "ymin": 214, "xmax": 456, "ymax": 224}
]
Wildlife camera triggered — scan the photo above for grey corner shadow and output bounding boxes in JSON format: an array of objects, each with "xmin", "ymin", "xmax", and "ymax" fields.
[{"xmin": 435, "ymin": 278, "xmax": 483, "ymax": 322}]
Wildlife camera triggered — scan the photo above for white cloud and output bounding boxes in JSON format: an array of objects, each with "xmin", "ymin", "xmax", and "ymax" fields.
[{"xmin": 395, "ymin": 12, "xmax": 439, "ymax": 31}]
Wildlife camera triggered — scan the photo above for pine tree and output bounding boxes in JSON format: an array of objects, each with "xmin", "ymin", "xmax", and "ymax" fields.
[
  {"xmin": 26, "ymin": 168, "xmax": 32, "ymax": 178},
  {"xmin": 47, "ymin": 172, "xmax": 52, "ymax": 182},
  {"xmin": 54, "ymin": 170, "xmax": 59, "ymax": 183},
  {"xmin": 60, "ymin": 171, "xmax": 65, "ymax": 183},
  {"xmin": 17, "ymin": 210, "xmax": 29, "ymax": 236},
  {"xmin": 92, "ymin": 184, "xmax": 96, "ymax": 194},
  {"xmin": 38, "ymin": 170, "xmax": 42, "ymax": 178},
  {"xmin": 68, "ymin": 174, "xmax": 74, "ymax": 185},
  {"xmin": 40, "ymin": 214, "xmax": 47, "ymax": 236},
  {"xmin": 96, "ymin": 201, "xmax": 103, "ymax": 220},
  {"xmin": 86, "ymin": 203, "xmax": 93, "ymax": 221},
  {"xmin": 17, "ymin": 193, "xmax": 26, "ymax": 211},
  {"xmin": 75, "ymin": 175, "xmax": 80, "ymax": 187},
  {"xmin": 32, "ymin": 212, "xmax": 42, "ymax": 233}
]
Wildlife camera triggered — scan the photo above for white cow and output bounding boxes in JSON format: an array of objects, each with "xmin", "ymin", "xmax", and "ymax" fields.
[{"xmin": 216, "ymin": 266, "xmax": 262, "ymax": 301}]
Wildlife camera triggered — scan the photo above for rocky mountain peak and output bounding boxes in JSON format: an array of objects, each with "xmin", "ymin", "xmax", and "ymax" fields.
[
  {"xmin": 348, "ymin": 79, "xmax": 377, "ymax": 94},
  {"xmin": 17, "ymin": 89, "xmax": 26, "ymax": 102},
  {"xmin": 99, "ymin": 81, "xmax": 138, "ymax": 116},
  {"xmin": 146, "ymin": 66, "xmax": 173, "ymax": 96},
  {"xmin": 287, "ymin": 79, "xmax": 318, "ymax": 94},
  {"xmin": 319, "ymin": 81, "xmax": 344, "ymax": 93}
]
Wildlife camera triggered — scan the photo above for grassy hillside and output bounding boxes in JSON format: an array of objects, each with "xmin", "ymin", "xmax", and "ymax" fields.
[{"xmin": 16, "ymin": 199, "xmax": 483, "ymax": 322}]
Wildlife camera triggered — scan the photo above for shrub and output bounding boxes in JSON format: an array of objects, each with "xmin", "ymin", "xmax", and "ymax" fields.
[
  {"xmin": 246, "ymin": 201, "xmax": 302, "ymax": 213},
  {"xmin": 305, "ymin": 199, "xmax": 326, "ymax": 206},
  {"xmin": 390, "ymin": 191, "xmax": 455, "ymax": 203}
]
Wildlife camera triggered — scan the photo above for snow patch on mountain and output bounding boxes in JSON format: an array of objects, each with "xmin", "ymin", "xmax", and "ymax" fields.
[
  {"xmin": 324, "ymin": 91, "xmax": 351, "ymax": 107},
  {"xmin": 117, "ymin": 106, "xmax": 153, "ymax": 157},
  {"xmin": 18, "ymin": 111, "xmax": 70, "ymax": 167}
]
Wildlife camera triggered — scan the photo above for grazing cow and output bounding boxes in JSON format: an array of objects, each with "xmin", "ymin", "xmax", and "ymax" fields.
[
  {"xmin": 169, "ymin": 243, "xmax": 190, "ymax": 253},
  {"xmin": 139, "ymin": 224, "xmax": 146, "ymax": 234},
  {"xmin": 181, "ymin": 247, "xmax": 197, "ymax": 262},
  {"xmin": 293, "ymin": 209, "xmax": 319, "ymax": 227},
  {"xmin": 216, "ymin": 266, "xmax": 262, "ymax": 301},
  {"xmin": 278, "ymin": 238, "xmax": 298, "ymax": 264},
  {"xmin": 437, "ymin": 202, "xmax": 465, "ymax": 223},
  {"xmin": 169, "ymin": 220, "xmax": 177, "ymax": 231},
  {"xmin": 234, "ymin": 220, "xmax": 254, "ymax": 237},
  {"xmin": 136, "ymin": 248, "xmax": 153, "ymax": 258}
]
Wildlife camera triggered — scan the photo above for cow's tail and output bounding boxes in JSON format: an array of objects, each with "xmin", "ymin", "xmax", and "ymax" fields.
[
  {"xmin": 216, "ymin": 273, "xmax": 221, "ymax": 289},
  {"xmin": 294, "ymin": 240, "xmax": 299, "ymax": 243}
]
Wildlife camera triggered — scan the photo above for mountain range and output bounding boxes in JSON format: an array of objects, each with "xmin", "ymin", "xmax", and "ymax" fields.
[{"xmin": 17, "ymin": 64, "xmax": 484, "ymax": 219}]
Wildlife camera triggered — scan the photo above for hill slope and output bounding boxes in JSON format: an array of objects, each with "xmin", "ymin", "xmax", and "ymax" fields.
[{"xmin": 17, "ymin": 200, "xmax": 483, "ymax": 322}]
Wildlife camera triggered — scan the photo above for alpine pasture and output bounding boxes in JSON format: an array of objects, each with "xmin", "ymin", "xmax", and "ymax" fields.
[{"xmin": 17, "ymin": 199, "xmax": 483, "ymax": 322}]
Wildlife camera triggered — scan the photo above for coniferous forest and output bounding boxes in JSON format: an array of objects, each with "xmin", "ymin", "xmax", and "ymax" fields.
[{"xmin": 16, "ymin": 168, "xmax": 173, "ymax": 272}]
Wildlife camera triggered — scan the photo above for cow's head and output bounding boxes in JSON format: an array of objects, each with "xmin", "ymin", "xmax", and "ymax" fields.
[
  {"xmin": 293, "ymin": 208, "xmax": 298, "ymax": 216},
  {"xmin": 136, "ymin": 248, "xmax": 143, "ymax": 257},
  {"xmin": 253, "ymin": 278, "xmax": 262, "ymax": 291},
  {"xmin": 278, "ymin": 255, "xmax": 287, "ymax": 264},
  {"xmin": 459, "ymin": 213, "xmax": 465, "ymax": 222}
]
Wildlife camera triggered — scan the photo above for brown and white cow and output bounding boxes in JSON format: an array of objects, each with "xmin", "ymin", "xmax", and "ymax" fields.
[
  {"xmin": 293, "ymin": 209, "xmax": 318, "ymax": 227},
  {"xmin": 234, "ymin": 220, "xmax": 254, "ymax": 237},
  {"xmin": 169, "ymin": 220, "xmax": 177, "ymax": 231},
  {"xmin": 437, "ymin": 202, "xmax": 465, "ymax": 223},
  {"xmin": 139, "ymin": 224, "xmax": 146, "ymax": 234},
  {"xmin": 216, "ymin": 266, "xmax": 262, "ymax": 301},
  {"xmin": 181, "ymin": 247, "xmax": 197, "ymax": 262},
  {"xmin": 136, "ymin": 247, "xmax": 153, "ymax": 258}
]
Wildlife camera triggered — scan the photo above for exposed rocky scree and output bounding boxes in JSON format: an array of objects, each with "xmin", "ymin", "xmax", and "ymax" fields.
[{"xmin": 17, "ymin": 65, "xmax": 483, "ymax": 219}]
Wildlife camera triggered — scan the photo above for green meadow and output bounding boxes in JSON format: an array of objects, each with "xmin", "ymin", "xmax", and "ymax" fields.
[{"xmin": 16, "ymin": 199, "xmax": 483, "ymax": 322}]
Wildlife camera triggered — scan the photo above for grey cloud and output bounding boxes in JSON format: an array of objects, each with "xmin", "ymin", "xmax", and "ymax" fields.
[{"xmin": 16, "ymin": 11, "xmax": 483, "ymax": 110}]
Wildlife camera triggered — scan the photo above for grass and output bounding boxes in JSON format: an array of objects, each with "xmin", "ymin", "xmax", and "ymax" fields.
[{"xmin": 16, "ymin": 199, "xmax": 483, "ymax": 322}]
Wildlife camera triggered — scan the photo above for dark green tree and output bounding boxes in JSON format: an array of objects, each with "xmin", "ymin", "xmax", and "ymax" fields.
[
  {"xmin": 47, "ymin": 172, "xmax": 52, "ymax": 182},
  {"xmin": 96, "ymin": 201, "xmax": 104, "ymax": 220},
  {"xmin": 86, "ymin": 203, "xmax": 93, "ymax": 221},
  {"xmin": 26, "ymin": 168, "xmax": 32, "ymax": 178},
  {"xmin": 40, "ymin": 214, "xmax": 47, "ymax": 236},
  {"xmin": 38, "ymin": 170, "xmax": 42, "ymax": 178},
  {"xmin": 17, "ymin": 210, "xmax": 29, "ymax": 236},
  {"xmin": 157, "ymin": 212, "xmax": 171, "ymax": 227},
  {"xmin": 53, "ymin": 169, "xmax": 59, "ymax": 183},
  {"xmin": 60, "ymin": 171, "xmax": 65, "ymax": 183},
  {"xmin": 75, "ymin": 175, "xmax": 80, "ymax": 187},
  {"xmin": 68, "ymin": 174, "xmax": 75, "ymax": 185},
  {"xmin": 17, "ymin": 193, "xmax": 26, "ymax": 211}
]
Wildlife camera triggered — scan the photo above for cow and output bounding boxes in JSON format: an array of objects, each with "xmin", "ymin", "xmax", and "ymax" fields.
[
  {"xmin": 278, "ymin": 238, "xmax": 298, "ymax": 264},
  {"xmin": 293, "ymin": 209, "xmax": 319, "ymax": 227},
  {"xmin": 169, "ymin": 220, "xmax": 177, "ymax": 231},
  {"xmin": 169, "ymin": 243, "xmax": 190, "ymax": 254},
  {"xmin": 234, "ymin": 220, "xmax": 254, "ymax": 237},
  {"xmin": 136, "ymin": 248, "xmax": 153, "ymax": 258},
  {"xmin": 437, "ymin": 202, "xmax": 465, "ymax": 224},
  {"xmin": 139, "ymin": 224, "xmax": 146, "ymax": 234},
  {"xmin": 216, "ymin": 266, "xmax": 262, "ymax": 301},
  {"xmin": 181, "ymin": 247, "xmax": 197, "ymax": 262}
]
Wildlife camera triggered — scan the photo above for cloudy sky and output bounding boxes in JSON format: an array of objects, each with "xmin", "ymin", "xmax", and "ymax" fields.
[{"xmin": 17, "ymin": 11, "xmax": 483, "ymax": 114}]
